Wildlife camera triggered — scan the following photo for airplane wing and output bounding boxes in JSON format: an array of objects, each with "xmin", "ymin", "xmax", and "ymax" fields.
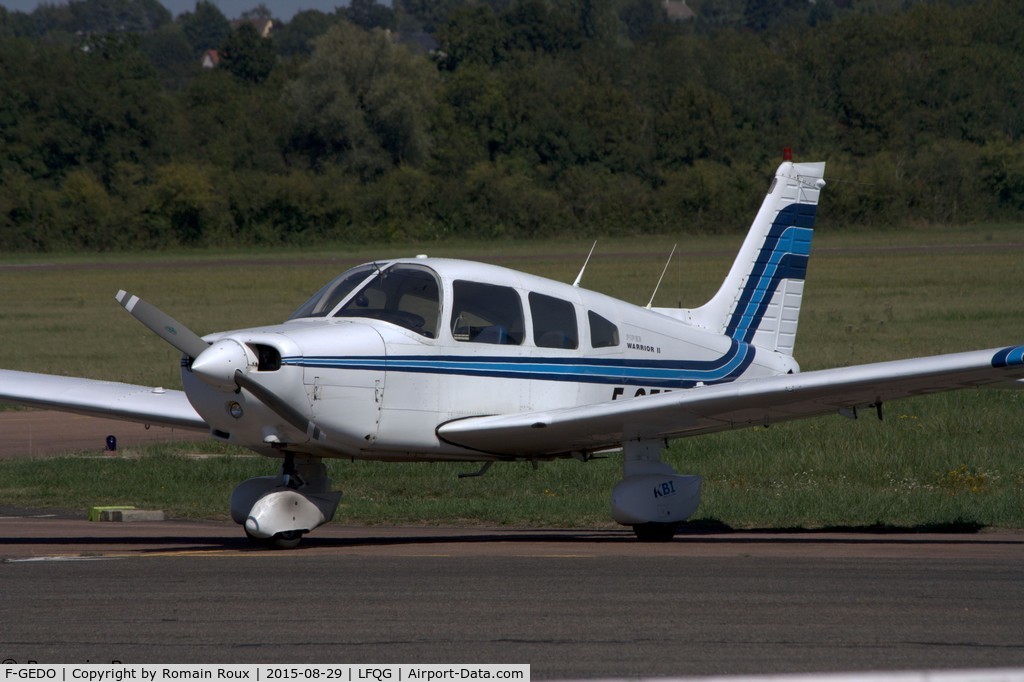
[
  {"xmin": 0, "ymin": 370, "xmax": 208, "ymax": 431},
  {"xmin": 436, "ymin": 345, "xmax": 1024, "ymax": 457}
]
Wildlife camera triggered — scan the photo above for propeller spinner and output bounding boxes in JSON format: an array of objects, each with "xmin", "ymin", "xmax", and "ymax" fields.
[{"xmin": 115, "ymin": 290, "xmax": 326, "ymax": 443}]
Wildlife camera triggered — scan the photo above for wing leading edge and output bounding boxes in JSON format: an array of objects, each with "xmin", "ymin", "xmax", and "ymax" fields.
[
  {"xmin": 436, "ymin": 345, "xmax": 1024, "ymax": 457},
  {"xmin": 0, "ymin": 370, "xmax": 208, "ymax": 431}
]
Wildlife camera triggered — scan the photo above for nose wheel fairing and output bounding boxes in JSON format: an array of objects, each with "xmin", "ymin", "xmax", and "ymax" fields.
[{"xmin": 230, "ymin": 456, "xmax": 341, "ymax": 547}]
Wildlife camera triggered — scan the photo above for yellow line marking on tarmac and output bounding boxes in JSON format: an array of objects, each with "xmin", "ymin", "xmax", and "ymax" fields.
[
  {"xmin": 137, "ymin": 551, "xmax": 271, "ymax": 557},
  {"xmin": 6, "ymin": 550, "xmax": 600, "ymax": 561},
  {"xmin": 6, "ymin": 555, "xmax": 117, "ymax": 563},
  {"xmin": 7, "ymin": 550, "xmax": 268, "ymax": 561},
  {"xmin": 527, "ymin": 554, "xmax": 595, "ymax": 558},
  {"xmin": 388, "ymin": 554, "xmax": 452, "ymax": 557}
]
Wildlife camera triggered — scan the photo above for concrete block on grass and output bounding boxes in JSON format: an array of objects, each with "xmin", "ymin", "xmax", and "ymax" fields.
[
  {"xmin": 88, "ymin": 505, "xmax": 135, "ymax": 521},
  {"xmin": 89, "ymin": 506, "xmax": 165, "ymax": 522},
  {"xmin": 100, "ymin": 509, "xmax": 165, "ymax": 522}
]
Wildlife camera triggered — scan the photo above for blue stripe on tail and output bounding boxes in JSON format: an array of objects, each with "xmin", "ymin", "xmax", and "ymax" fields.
[
  {"xmin": 724, "ymin": 204, "xmax": 815, "ymax": 344},
  {"xmin": 992, "ymin": 345, "xmax": 1024, "ymax": 367}
]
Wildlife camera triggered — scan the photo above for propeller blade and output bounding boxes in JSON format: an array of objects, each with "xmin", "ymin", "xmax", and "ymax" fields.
[
  {"xmin": 115, "ymin": 290, "xmax": 209, "ymax": 359},
  {"xmin": 233, "ymin": 370, "xmax": 326, "ymax": 443}
]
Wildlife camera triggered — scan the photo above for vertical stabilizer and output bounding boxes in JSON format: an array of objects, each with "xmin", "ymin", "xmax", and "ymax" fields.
[{"xmin": 676, "ymin": 160, "xmax": 826, "ymax": 356}]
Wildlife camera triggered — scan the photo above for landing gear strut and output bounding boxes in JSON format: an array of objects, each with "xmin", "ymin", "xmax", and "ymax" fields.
[{"xmin": 281, "ymin": 452, "xmax": 305, "ymax": 488}]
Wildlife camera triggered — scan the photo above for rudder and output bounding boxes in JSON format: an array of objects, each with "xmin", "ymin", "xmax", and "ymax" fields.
[{"xmin": 676, "ymin": 159, "xmax": 826, "ymax": 356}]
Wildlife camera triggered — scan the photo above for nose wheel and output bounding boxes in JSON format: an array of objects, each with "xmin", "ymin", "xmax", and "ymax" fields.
[{"xmin": 245, "ymin": 526, "xmax": 304, "ymax": 549}]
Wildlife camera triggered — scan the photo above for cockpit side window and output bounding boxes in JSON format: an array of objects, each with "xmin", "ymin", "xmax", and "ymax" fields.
[
  {"xmin": 288, "ymin": 264, "xmax": 377, "ymax": 319},
  {"xmin": 588, "ymin": 310, "xmax": 620, "ymax": 348},
  {"xmin": 530, "ymin": 292, "xmax": 578, "ymax": 349},
  {"xmin": 335, "ymin": 265, "xmax": 441, "ymax": 338},
  {"xmin": 451, "ymin": 280, "xmax": 524, "ymax": 345}
]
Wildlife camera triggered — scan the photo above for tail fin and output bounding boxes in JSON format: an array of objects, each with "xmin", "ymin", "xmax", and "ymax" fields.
[{"xmin": 675, "ymin": 160, "xmax": 826, "ymax": 356}]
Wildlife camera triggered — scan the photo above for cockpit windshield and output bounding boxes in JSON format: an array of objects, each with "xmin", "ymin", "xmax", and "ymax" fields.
[
  {"xmin": 290, "ymin": 263, "xmax": 441, "ymax": 338},
  {"xmin": 288, "ymin": 264, "xmax": 378, "ymax": 319}
]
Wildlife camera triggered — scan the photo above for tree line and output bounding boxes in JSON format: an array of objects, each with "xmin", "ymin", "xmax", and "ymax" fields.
[{"xmin": 1, "ymin": 0, "xmax": 1023, "ymax": 252}]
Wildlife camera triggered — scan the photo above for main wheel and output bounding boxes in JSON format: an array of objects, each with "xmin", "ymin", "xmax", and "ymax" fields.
[{"xmin": 632, "ymin": 522, "xmax": 678, "ymax": 542}]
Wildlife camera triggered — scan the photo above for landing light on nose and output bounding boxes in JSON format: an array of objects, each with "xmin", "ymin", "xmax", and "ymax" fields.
[{"xmin": 191, "ymin": 338, "xmax": 252, "ymax": 390}]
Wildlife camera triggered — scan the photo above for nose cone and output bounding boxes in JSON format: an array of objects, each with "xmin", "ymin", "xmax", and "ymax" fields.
[
  {"xmin": 191, "ymin": 338, "xmax": 252, "ymax": 390},
  {"xmin": 244, "ymin": 515, "xmax": 266, "ymax": 539}
]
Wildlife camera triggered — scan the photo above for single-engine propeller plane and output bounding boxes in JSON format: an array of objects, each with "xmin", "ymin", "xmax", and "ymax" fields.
[{"xmin": 3, "ymin": 156, "xmax": 1024, "ymax": 546}]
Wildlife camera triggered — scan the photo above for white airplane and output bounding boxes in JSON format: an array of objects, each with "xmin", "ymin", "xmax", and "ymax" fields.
[{"xmin": 3, "ymin": 157, "xmax": 1023, "ymax": 547}]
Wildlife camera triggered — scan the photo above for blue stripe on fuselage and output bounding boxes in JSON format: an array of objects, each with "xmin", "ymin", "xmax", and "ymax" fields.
[{"xmin": 285, "ymin": 339, "xmax": 756, "ymax": 389}]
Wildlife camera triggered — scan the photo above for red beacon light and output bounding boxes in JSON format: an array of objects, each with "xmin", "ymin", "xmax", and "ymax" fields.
[{"xmin": 783, "ymin": 147, "xmax": 793, "ymax": 161}]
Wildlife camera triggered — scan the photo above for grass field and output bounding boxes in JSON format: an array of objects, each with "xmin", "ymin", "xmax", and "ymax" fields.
[{"xmin": 2, "ymin": 223, "xmax": 1023, "ymax": 530}]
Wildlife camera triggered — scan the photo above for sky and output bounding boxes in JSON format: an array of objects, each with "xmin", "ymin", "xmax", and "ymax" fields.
[{"xmin": 0, "ymin": 0, "xmax": 358, "ymax": 21}]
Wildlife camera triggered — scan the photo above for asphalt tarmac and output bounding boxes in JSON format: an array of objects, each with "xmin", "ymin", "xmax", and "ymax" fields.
[
  {"xmin": 2, "ymin": 414, "xmax": 1022, "ymax": 677},
  {"xmin": 1, "ymin": 515, "xmax": 1022, "ymax": 678}
]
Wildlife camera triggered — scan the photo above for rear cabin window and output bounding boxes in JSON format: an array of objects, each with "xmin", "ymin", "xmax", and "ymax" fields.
[
  {"xmin": 451, "ymin": 281, "xmax": 524, "ymax": 345},
  {"xmin": 588, "ymin": 310, "xmax": 620, "ymax": 348},
  {"xmin": 530, "ymin": 293, "xmax": 578, "ymax": 349}
]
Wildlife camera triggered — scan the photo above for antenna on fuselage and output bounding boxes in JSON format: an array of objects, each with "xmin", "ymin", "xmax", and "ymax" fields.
[
  {"xmin": 646, "ymin": 244, "xmax": 677, "ymax": 309},
  {"xmin": 572, "ymin": 241, "xmax": 598, "ymax": 288}
]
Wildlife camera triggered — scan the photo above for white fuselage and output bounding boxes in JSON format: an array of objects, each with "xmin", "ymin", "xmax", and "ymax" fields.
[{"xmin": 182, "ymin": 258, "xmax": 797, "ymax": 462}]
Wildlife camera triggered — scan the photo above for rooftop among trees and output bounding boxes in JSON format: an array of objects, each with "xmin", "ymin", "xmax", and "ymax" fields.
[{"xmin": 1, "ymin": 0, "xmax": 1022, "ymax": 251}]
